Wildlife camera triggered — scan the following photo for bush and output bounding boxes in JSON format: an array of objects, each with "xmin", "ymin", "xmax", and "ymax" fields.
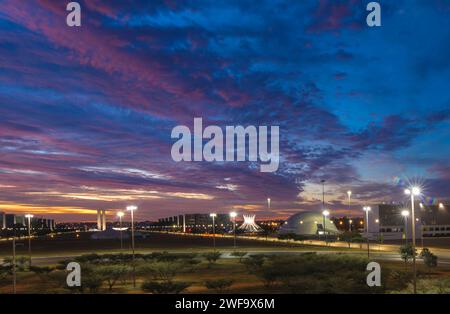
[
  {"xmin": 230, "ymin": 251, "xmax": 247, "ymax": 263},
  {"xmin": 203, "ymin": 252, "xmax": 221, "ymax": 266},
  {"xmin": 141, "ymin": 280, "xmax": 191, "ymax": 294},
  {"xmin": 97, "ymin": 265, "xmax": 131, "ymax": 291},
  {"xmin": 30, "ymin": 266, "xmax": 55, "ymax": 280},
  {"xmin": 242, "ymin": 255, "xmax": 265, "ymax": 273},
  {"xmin": 420, "ymin": 248, "xmax": 438, "ymax": 268},
  {"xmin": 400, "ymin": 244, "xmax": 417, "ymax": 264},
  {"xmin": 204, "ymin": 279, "xmax": 233, "ymax": 293},
  {"xmin": 253, "ymin": 254, "xmax": 384, "ymax": 294}
]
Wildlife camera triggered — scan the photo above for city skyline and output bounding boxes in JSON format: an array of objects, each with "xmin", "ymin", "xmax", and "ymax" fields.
[{"xmin": 1, "ymin": 0, "xmax": 449, "ymax": 222}]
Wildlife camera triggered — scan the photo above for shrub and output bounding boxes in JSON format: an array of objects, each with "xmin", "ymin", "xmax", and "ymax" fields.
[
  {"xmin": 30, "ymin": 266, "xmax": 55, "ymax": 280},
  {"xmin": 242, "ymin": 255, "xmax": 265, "ymax": 273},
  {"xmin": 230, "ymin": 251, "xmax": 247, "ymax": 263},
  {"xmin": 420, "ymin": 248, "xmax": 438, "ymax": 268},
  {"xmin": 97, "ymin": 265, "xmax": 131, "ymax": 291},
  {"xmin": 203, "ymin": 252, "xmax": 221, "ymax": 266},
  {"xmin": 141, "ymin": 280, "xmax": 191, "ymax": 294},
  {"xmin": 253, "ymin": 254, "xmax": 384, "ymax": 294},
  {"xmin": 204, "ymin": 279, "xmax": 233, "ymax": 293},
  {"xmin": 400, "ymin": 244, "xmax": 417, "ymax": 264}
]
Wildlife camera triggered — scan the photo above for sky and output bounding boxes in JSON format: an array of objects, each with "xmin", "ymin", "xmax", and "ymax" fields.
[{"xmin": 0, "ymin": 0, "xmax": 449, "ymax": 222}]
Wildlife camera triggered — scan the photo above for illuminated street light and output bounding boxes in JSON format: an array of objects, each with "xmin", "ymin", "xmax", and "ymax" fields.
[
  {"xmin": 322, "ymin": 210, "xmax": 330, "ymax": 244},
  {"xmin": 347, "ymin": 190, "xmax": 352, "ymax": 232},
  {"xmin": 404, "ymin": 187, "xmax": 420, "ymax": 294},
  {"xmin": 267, "ymin": 198, "xmax": 271, "ymax": 210},
  {"xmin": 363, "ymin": 206, "xmax": 371, "ymax": 258},
  {"xmin": 210, "ymin": 213, "xmax": 217, "ymax": 251},
  {"xmin": 230, "ymin": 212, "xmax": 237, "ymax": 249},
  {"xmin": 439, "ymin": 203, "xmax": 444, "ymax": 209},
  {"xmin": 401, "ymin": 210, "xmax": 410, "ymax": 246},
  {"xmin": 25, "ymin": 214, "xmax": 34, "ymax": 267},
  {"xmin": 117, "ymin": 211, "xmax": 124, "ymax": 250},
  {"xmin": 126, "ymin": 205, "xmax": 137, "ymax": 288}
]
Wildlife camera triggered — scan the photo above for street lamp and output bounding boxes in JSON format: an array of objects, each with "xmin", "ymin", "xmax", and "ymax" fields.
[
  {"xmin": 322, "ymin": 210, "xmax": 330, "ymax": 244},
  {"xmin": 401, "ymin": 210, "xmax": 410, "ymax": 246},
  {"xmin": 347, "ymin": 190, "xmax": 352, "ymax": 232},
  {"xmin": 230, "ymin": 212, "xmax": 237, "ymax": 249},
  {"xmin": 363, "ymin": 206, "xmax": 371, "ymax": 258},
  {"xmin": 439, "ymin": 203, "xmax": 444, "ymax": 209},
  {"xmin": 25, "ymin": 214, "xmax": 33, "ymax": 267},
  {"xmin": 210, "ymin": 213, "xmax": 217, "ymax": 251},
  {"xmin": 405, "ymin": 186, "xmax": 420, "ymax": 294},
  {"xmin": 117, "ymin": 211, "xmax": 124, "ymax": 250},
  {"xmin": 267, "ymin": 198, "xmax": 271, "ymax": 211},
  {"xmin": 126, "ymin": 205, "xmax": 137, "ymax": 287}
]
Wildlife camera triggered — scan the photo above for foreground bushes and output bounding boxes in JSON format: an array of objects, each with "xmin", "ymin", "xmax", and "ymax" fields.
[{"xmin": 254, "ymin": 253, "xmax": 386, "ymax": 293}]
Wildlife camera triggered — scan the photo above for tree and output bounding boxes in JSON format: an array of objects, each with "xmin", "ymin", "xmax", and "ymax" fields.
[
  {"xmin": 230, "ymin": 251, "xmax": 247, "ymax": 263},
  {"xmin": 400, "ymin": 244, "xmax": 417, "ymax": 266},
  {"xmin": 242, "ymin": 255, "xmax": 265, "ymax": 273},
  {"xmin": 204, "ymin": 279, "xmax": 233, "ymax": 293},
  {"xmin": 82, "ymin": 273, "xmax": 104, "ymax": 293},
  {"xmin": 203, "ymin": 252, "xmax": 221, "ymax": 266},
  {"xmin": 141, "ymin": 280, "xmax": 191, "ymax": 294},
  {"xmin": 97, "ymin": 265, "xmax": 130, "ymax": 291},
  {"xmin": 420, "ymin": 248, "xmax": 438, "ymax": 268},
  {"xmin": 29, "ymin": 266, "xmax": 55, "ymax": 280}
]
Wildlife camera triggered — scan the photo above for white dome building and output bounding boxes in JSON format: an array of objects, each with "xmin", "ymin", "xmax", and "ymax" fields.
[{"xmin": 279, "ymin": 211, "xmax": 340, "ymax": 236}]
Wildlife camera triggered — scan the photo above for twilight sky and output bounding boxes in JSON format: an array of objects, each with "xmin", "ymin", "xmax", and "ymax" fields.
[{"xmin": 0, "ymin": 0, "xmax": 449, "ymax": 222}]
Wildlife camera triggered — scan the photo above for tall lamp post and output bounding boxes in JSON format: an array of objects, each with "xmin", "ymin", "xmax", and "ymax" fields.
[
  {"xmin": 347, "ymin": 191, "xmax": 352, "ymax": 231},
  {"xmin": 405, "ymin": 187, "xmax": 420, "ymax": 294},
  {"xmin": 267, "ymin": 198, "xmax": 271, "ymax": 210},
  {"xmin": 117, "ymin": 211, "xmax": 124, "ymax": 250},
  {"xmin": 230, "ymin": 212, "xmax": 237, "ymax": 249},
  {"xmin": 210, "ymin": 213, "xmax": 217, "ymax": 251},
  {"xmin": 401, "ymin": 210, "xmax": 409, "ymax": 246},
  {"xmin": 322, "ymin": 210, "xmax": 330, "ymax": 244},
  {"xmin": 363, "ymin": 206, "xmax": 371, "ymax": 258},
  {"xmin": 126, "ymin": 205, "xmax": 138, "ymax": 288},
  {"xmin": 25, "ymin": 214, "xmax": 33, "ymax": 268},
  {"xmin": 12, "ymin": 224, "xmax": 16, "ymax": 294}
]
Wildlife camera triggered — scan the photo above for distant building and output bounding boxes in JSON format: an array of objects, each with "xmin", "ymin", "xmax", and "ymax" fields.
[
  {"xmin": 365, "ymin": 202, "xmax": 450, "ymax": 240},
  {"xmin": 0, "ymin": 212, "xmax": 5, "ymax": 229},
  {"xmin": 279, "ymin": 211, "xmax": 339, "ymax": 236},
  {"xmin": 0, "ymin": 213, "xmax": 55, "ymax": 230},
  {"xmin": 155, "ymin": 213, "xmax": 232, "ymax": 232}
]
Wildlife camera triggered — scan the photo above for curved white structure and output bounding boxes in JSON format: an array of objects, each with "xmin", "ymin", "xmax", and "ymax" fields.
[{"xmin": 238, "ymin": 214, "xmax": 262, "ymax": 232}]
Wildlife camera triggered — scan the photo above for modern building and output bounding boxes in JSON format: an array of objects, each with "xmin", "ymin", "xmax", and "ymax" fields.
[
  {"xmin": 156, "ymin": 213, "xmax": 232, "ymax": 232},
  {"xmin": 0, "ymin": 212, "xmax": 55, "ymax": 230},
  {"xmin": 0, "ymin": 212, "xmax": 5, "ymax": 229},
  {"xmin": 364, "ymin": 202, "xmax": 450, "ymax": 240},
  {"xmin": 96, "ymin": 209, "xmax": 107, "ymax": 231},
  {"xmin": 279, "ymin": 211, "xmax": 340, "ymax": 236}
]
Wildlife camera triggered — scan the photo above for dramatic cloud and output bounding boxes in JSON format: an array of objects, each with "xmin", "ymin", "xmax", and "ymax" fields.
[{"xmin": 0, "ymin": 0, "xmax": 449, "ymax": 221}]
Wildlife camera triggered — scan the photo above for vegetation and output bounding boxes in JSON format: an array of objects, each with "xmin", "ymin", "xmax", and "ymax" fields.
[
  {"xmin": 1, "ymin": 248, "xmax": 449, "ymax": 294},
  {"xmin": 230, "ymin": 251, "xmax": 247, "ymax": 263},
  {"xmin": 141, "ymin": 280, "xmax": 191, "ymax": 294},
  {"xmin": 400, "ymin": 244, "xmax": 417, "ymax": 265},
  {"xmin": 203, "ymin": 252, "xmax": 221, "ymax": 266},
  {"xmin": 420, "ymin": 248, "xmax": 438, "ymax": 268},
  {"xmin": 204, "ymin": 279, "xmax": 234, "ymax": 293},
  {"xmin": 340, "ymin": 231, "xmax": 364, "ymax": 247}
]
